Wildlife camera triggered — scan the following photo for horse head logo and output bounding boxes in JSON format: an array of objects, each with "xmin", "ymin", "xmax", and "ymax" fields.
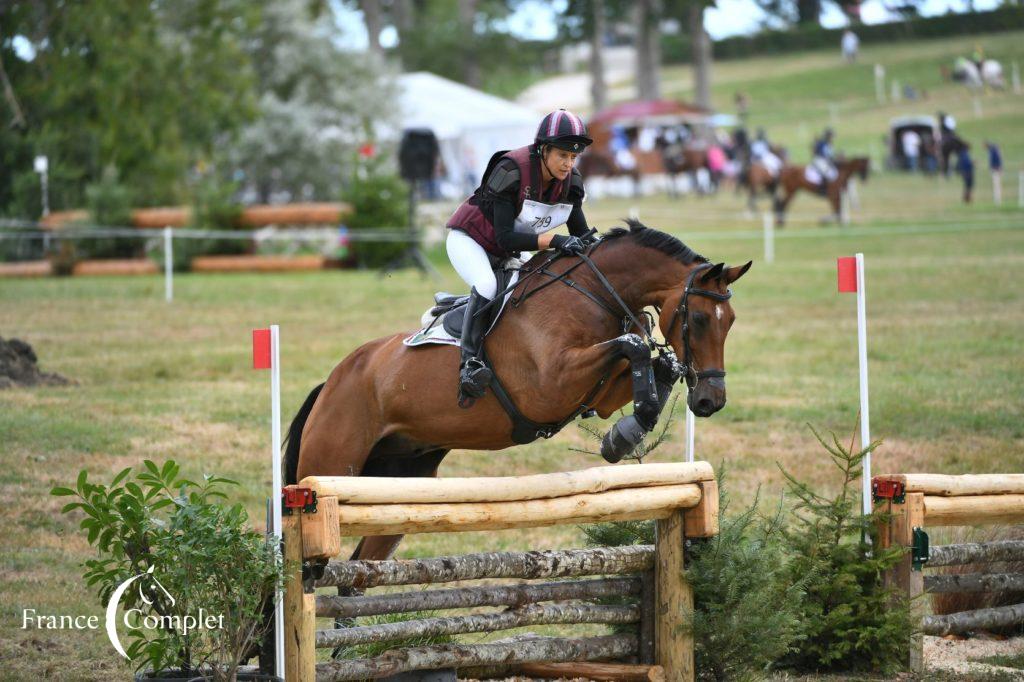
[{"xmin": 105, "ymin": 565, "xmax": 175, "ymax": 659}]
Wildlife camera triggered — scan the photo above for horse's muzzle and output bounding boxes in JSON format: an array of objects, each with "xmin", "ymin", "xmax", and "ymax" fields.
[{"xmin": 688, "ymin": 378, "xmax": 726, "ymax": 417}]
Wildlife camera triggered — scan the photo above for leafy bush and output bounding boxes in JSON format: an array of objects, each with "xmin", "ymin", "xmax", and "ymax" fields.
[
  {"xmin": 52, "ymin": 460, "xmax": 282, "ymax": 681},
  {"xmin": 342, "ymin": 167, "xmax": 409, "ymax": 268},
  {"xmin": 776, "ymin": 427, "xmax": 913, "ymax": 674}
]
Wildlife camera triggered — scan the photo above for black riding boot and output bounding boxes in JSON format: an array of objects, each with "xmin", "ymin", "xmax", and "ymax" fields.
[{"xmin": 458, "ymin": 288, "xmax": 493, "ymax": 403}]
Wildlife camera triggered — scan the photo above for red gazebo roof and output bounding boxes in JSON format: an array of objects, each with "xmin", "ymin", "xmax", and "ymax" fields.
[{"xmin": 589, "ymin": 99, "xmax": 710, "ymax": 126}]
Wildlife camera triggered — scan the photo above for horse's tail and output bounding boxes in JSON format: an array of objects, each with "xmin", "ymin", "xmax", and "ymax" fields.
[{"xmin": 284, "ymin": 382, "xmax": 325, "ymax": 485}]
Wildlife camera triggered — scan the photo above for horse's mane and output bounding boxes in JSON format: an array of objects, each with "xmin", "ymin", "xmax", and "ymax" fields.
[{"xmin": 601, "ymin": 219, "xmax": 708, "ymax": 266}]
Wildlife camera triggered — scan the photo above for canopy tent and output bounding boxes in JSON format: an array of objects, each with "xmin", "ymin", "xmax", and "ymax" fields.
[
  {"xmin": 589, "ymin": 99, "xmax": 710, "ymax": 127},
  {"xmin": 392, "ymin": 72, "xmax": 540, "ymax": 198}
]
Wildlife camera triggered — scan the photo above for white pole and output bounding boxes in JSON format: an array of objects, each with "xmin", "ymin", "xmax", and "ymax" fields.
[
  {"xmin": 848, "ymin": 177, "xmax": 861, "ymax": 210},
  {"xmin": 1012, "ymin": 61, "xmax": 1021, "ymax": 95},
  {"xmin": 973, "ymin": 95, "xmax": 983, "ymax": 119},
  {"xmin": 762, "ymin": 211, "xmax": 774, "ymax": 264},
  {"xmin": 270, "ymin": 325, "xmax": 285, "ymax": 679},
  {"xmin": 163, "ymin": 227, "xmax": 173, "ymax": 303},
  {"xmin": 855, "ymin": 254, "xmax": 871, "ymax": 516},
  {"xmin": 628, "ymin": 206, "xmax": 640, "ymax": 220},
  {"xmin": 840, "ymin": 190, "xmax": 851, "ymax": 225},
  {"xmin": 1019, "ymin": 170, "xmax": 1024, "ymax": 209},
  {"xmin": 874, "ymin": 64, "xmax": 886, "ymax": 104},
  {"xmin": 685, "ymin": 403, "xmax": 695, "ymax": 463},
  {"xmin": 992, "ymin": 171, "xmax": 1002, "ymax": 206},
  {"xmin": 891, "ymin": 79, "xmax": 901, "ymax": 102},
  {"xmin": 829, "ymin": 103, "xmax": 839, "ymax": 128}
]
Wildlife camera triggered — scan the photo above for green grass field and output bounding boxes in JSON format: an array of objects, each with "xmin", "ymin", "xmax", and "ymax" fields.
[{"xmin": 2, "ymin": 31, "xmax": 1023, "ymax": 680}]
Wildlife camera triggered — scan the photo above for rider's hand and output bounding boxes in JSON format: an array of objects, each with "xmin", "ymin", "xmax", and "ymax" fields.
[{"xmin": 551, "ymin": 234, "xmax": 586, "ymax": 255}]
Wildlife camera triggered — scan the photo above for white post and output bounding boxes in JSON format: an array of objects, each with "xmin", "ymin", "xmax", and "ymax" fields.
[
  {"xmin": 992, "ymin": 171, "xmax": 1002, "ymax": 206},
  {"xmin": 829, "ymin": 103, "xmax": 839, "ymax": 128},
  {"xmin": 1012, "ymin": 61, "xmax": 1021, "ymax": 95},
  {"xmin": 628, "ymin": 206, "xmax": 640, "ymax": 221},
  {"xmin": 890, "ymin": 79, "xmax": 901, "ymax": 102},
  {"xmin": 855, "ymin": 254, "xmax": 871, "ymax": 516},
  {"xmin": 874, "ymin": 64, "xmax": 886, "ymax": 104},
  {"xmin": 848, "ymin": 177, "xmax": 861, "ymax": 210},
  {"xmin": 163, "ymin": 227, "xmax": 173, "ymax": 303},
  {"xmin": 762, "ymin": 211, "xmax": 774, "ymax": 264},
  {"xmin": 270, "ymin": 325, "xmax": 285, "ymax": 680},
  {"xmin": 840, "ymin": 190, "xmax": 851, "ymax": 225},
  {"xmin": 1018, "ymin": 170, "xmax": 1024, "ymax": 209},
  {"xmin": 685, "ymin": 403, "xmax": 695, "ymax": 463},
  {"xmin": 973, "ymin": 95, "xmax": 983, "ymax": 119}
]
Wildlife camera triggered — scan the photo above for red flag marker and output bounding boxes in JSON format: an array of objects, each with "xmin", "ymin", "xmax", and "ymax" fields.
[
  {"xmin": 252, "ymin": 328, "xmax": 271, "ymax": 369},
  {"xmin": 837, "ymin": 256, "xmax": 858, "ymax": 292}
]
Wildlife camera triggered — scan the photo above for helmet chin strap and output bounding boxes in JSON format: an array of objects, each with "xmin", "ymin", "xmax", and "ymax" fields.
[{"xmin": 540, "ymin": 145, "xmax": 566, "ymax": 183}]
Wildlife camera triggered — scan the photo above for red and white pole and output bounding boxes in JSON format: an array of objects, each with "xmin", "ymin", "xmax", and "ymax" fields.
[
  {"xmin": 253, "ymin": 326, "xmax": 284, "ymax": 678},
  {"xmin": 838, "ymin": 255, "xmax": 871, "ymax": 515}
]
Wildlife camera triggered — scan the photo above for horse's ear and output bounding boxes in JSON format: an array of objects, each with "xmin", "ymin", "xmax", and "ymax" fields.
[
  {"xmin": 724, "ymin": 260, "xmax": 753, "ymax": 284},
  {"xmin": 699, "ymin": 263, "xmax": 725, "ymax": 283}
]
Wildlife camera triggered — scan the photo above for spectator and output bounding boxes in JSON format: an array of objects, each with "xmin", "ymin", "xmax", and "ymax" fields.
[
  {"xmin": 956, "ymin": 143, "xmax": 975, "ymax": 204},
  {"xmin": 901, "ymin": 129, "xmax": 921, "ymax": 172},
  {"xmin": 841, "ymin": 30, "xmax": 860, "ymax": 63},
  {"xmin": 987, "ymin": 140, "xmax": 1003, "ymax": 204}
]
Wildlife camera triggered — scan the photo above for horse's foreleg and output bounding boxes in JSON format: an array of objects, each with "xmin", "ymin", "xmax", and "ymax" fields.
[{"xmin": 590, "ymin": 334, "xmax": 678, "ymax": 463}]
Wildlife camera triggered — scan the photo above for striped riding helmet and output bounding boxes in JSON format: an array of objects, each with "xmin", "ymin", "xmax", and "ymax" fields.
[{"xmin": 535, "ymin": 109, "xmax": 592, "ymax": 153}]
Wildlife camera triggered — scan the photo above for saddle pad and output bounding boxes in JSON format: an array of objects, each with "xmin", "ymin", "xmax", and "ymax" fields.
[
  {"xmin": 804, "ymin": 165, "xmax": 823, "ymax": 186},
  {"xmin": 403, "ymin": 269, "xmax": 520, "ymax": 348}
]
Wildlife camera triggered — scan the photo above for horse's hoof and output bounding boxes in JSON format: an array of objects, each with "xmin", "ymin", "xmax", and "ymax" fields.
[{"xmin": 600, "ymin": 415, "xmax": 647, "ymax": 463}]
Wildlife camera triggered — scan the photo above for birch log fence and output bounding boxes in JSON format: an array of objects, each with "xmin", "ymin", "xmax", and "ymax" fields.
[
  {"xmin": 874, "ymin": 473, "xmax": 1024, "ymax": 673},
  {"xmin": 281, "ymin": 462, "xmax": 719, "ymax": 682}
]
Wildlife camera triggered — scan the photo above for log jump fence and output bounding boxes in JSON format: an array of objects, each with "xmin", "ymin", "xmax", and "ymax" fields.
[
  {"xmin": 874, "ymin": 473, "xmax": 1024, "ymax": 672},
  {"xmin": 281, "ymin": 462, "xmax": 719, "ymax": 682}
]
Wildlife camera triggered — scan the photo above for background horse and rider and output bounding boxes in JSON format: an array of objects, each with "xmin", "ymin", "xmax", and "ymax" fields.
[{"xmin": 773, "ymin": 157, "xmax": 870, "ymax": 226}]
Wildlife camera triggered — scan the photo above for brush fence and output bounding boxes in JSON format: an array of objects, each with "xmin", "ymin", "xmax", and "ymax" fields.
[
  {"xmin": 282, "ymin": 462, "xmax": 719, "ymax": 682},
  {"xmin": 874, "ymin": 473, "xmax": 1024, "ymax": 672}
]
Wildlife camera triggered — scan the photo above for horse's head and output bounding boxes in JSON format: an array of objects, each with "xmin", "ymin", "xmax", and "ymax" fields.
[
  {"xmin": 659, "ymin": 260, "xmax": 752, "ymax": 417},
  {"xmin": 856, "ymin": 156, "xmax": 870, "ymax": 181}
]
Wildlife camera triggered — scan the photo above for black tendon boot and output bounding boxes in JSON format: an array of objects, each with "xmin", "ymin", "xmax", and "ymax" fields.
[{"xmin": 458, "ymin": 288, "xmax": 494, "ymax": 406}]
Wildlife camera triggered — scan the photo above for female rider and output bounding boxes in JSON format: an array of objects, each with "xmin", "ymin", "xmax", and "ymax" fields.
[{"xmin": 446, "ymin": 109, "xmax": 595, "ymax": 403}]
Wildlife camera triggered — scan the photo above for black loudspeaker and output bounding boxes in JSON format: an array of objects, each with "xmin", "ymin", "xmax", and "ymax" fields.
[{"xmin": 398, "ymin": 128, "xmax": 440, "ymax": 182}]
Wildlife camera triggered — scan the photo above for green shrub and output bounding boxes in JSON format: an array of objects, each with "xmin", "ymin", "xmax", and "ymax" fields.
[
  {"xmin": 342, "ymin": 168, "xmax": 409, "ymax": 268},
  {"xmin": 776, "ymin": 427, "xmax": 913, "ymax": 675},
  {"xmin": 79, "ymin": 165, "xmax": 142, "ymax": 260},
  {"xmin": 163, "ymin": 175, "xmax": 248, "ymax": 272},
  {"xmin": 52, "ymin": 460, "xmax": 283, "ymax": 681}
]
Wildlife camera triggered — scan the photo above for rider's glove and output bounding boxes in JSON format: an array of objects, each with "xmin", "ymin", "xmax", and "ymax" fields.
[
  {"xmin": 551, "ymin": 234, "xmax": 586, "ymax": 255},
  {"xmin": 580, "ymin": 228, "xmax": 599, "ymax": 246}
]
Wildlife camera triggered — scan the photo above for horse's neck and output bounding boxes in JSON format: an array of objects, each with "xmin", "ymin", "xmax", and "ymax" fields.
[{"xmin": 590, "ymin": 245, "xmax": 683, "ymax": 313}]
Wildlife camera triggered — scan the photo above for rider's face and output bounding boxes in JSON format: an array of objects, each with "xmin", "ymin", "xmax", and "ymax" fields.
[{"xmin": 544, "ymin": 147, "xmax": 579, "ymax": 180}]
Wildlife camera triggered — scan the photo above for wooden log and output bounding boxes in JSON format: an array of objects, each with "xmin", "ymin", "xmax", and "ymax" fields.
[
  {"xmin": 72, "ymin": 259, "xmax": 158, "ymax": 276},
  {"xmin": 300, "ymin": 494, "xmax": 341, "ymax": 560},
  {"xmin": 314, "ymin": 633, "xmax": 637, "ymax": 682},
  {"xmin": 315, "ymin": 545, "xmax": 654, "ymax": 589},
  {"xmin": 878, "ymin": 492, "xmax": 925, "ymax": 673},
  {"xmin": 0, "ymin": 260, "xmax": 51, "ymax": 277},
  {"xmin": 300, "ymin": 462, "xmax": 714, "ymax": 503},
  {"xmin": 516, "ymin": 662, "xmax": 666, "ymax": 681},
  {"xmin": 925, "ymin": 572, "xmax": 1024, "ymax": 594},
  {"xmin": 639, "ymin": 569, "xmax": 656, "ymax": 665},
  {"xmin": 876, "ymin": 474, "xmax": 1024, "ymax": 497},
  {"xmin": 330, "ymin": 484, "xmax": 702, "ymax": 537},
  {"xmin": 315, "ymin": 576, "xmax": 640, "ymax": 618},
  {"xmin": 929, "ymin": 541, "xmax": 1024, "ymax": 567},
  {"xmin": 282, "ymin": 514, "xmax": 315, "ymax": 682},
  {"xmin": 656, "ymin": 509, "xmax": 693, "ymax": 682},
  {"xmin": 922, "ymin": 602, "xmax": 1024, "ymax": 636},
  {"xmin": 235, "ymin": 202, "xmax": 351, "ymax": 226},
  {"xmin": 131, "ymin": 206, "xmax": 190, "ymax": 228},
  {"xmin": 190, "ymin": 254, "xmax": 326, "ymax": 273},
  {"xmin": 924, "ymin": 494, "xmax": 1024, "ymax": 526},
  {"xmin": 683, "ymin": 480, "xmax": 719, "ymax": 538},
  {"xmin": 315, "ymin": 603, "xmax": 639, "ymax": 648}
]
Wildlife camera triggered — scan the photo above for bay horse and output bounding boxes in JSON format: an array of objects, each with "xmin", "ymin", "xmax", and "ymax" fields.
[
  {"xmin": 576, "ymin": 150, "xmax": 641, "ymax": 197},
  {"xmin": 773, "ymin": 157, "xmax": 869, "ymax": 227},
  {"xmin": 284, "ymin": 221, "xmax": 751, "ymax": 563},
  {"xmin": 661, "ymin": 145, "xmax": 710, "ymax": 198},
  {"xmin": 744, "ymin": 161, "xmax": 779, "ymax": 213}
]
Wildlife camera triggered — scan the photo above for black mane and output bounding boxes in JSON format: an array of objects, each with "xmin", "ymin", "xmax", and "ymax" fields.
[{"xmin": 602, "ymin": 219, "xmax": 707, "ymax": 265}]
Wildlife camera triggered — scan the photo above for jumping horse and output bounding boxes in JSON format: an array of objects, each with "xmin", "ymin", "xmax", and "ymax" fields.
[
  {"xmin": 284, "ymin": 221, "xmax": 751, "ymax": 563},
  {"xmin": 773, "ymin": 157, "xmax": 869, "ymax": 227}
]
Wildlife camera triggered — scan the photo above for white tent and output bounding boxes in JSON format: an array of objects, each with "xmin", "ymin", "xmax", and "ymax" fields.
[{"xmin": 394, "ymin": 72, "xmax": 539, "ymax": 198}]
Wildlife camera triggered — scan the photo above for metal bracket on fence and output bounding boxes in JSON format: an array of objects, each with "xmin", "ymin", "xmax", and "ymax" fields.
[
  {"xmin": 872, "ymin": 479, "xmax": 905, "ymax": 504},
  {"xmin": 912, "ymin": 527, "xmax": 929, "ymax": 571},
  {"xmin": 282, "ymin": 487, "xmax": 317, "ymax": 515}
]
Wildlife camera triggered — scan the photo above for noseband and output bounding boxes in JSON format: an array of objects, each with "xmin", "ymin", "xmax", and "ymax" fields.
[{"xmin": 665, "ymin": 263, "xmax": 733, "ymax": 390}]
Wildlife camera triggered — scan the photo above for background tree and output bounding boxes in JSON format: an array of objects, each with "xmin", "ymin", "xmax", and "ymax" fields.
[{"xmin": 635, "ymin": 0, "xmax": 662, "ymax": 99}]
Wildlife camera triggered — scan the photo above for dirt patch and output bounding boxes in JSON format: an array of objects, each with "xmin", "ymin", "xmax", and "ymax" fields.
[{"xmin": 0, "ymin": 337, "xmax": 73, "ymax": 389}]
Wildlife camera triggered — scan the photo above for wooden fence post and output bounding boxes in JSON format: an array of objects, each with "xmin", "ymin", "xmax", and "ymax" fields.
[
  {"xmin": 878, "ymin": 492, "xmax": 925, "ymax": 673},
  {"xmin": 283, "ymin": 512, "xmax": 316, "ymax": 682},
  {"xmin": 656, "ymin": 508, "xmax": 694, "ymax": 682}
]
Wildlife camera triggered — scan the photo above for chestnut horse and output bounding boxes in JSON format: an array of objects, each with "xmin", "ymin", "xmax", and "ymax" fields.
[
  {"xmin": 773, "ymin": 157, "xmax": 869, "ymax": 227},
  {"xmin": 576, "ymin": 150, "xmax": 642, "ymax": 197},
  {"xmin": 284, "ymin": 221, "xmax": 751, "ymax": 562},
  {"xmin": 745, "ymin": 162, "xmax": 779, "ymax": 213}
]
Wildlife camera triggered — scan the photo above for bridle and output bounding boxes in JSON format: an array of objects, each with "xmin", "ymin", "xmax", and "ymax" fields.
[{"xmin": 662, "ymin": 262, "xmax": 733, "ymax": 390}]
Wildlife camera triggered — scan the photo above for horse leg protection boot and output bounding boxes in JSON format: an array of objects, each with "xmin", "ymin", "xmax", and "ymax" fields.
[
  {"xmin": 458, "ymin": 288, "xmax": 493, "ymax": 401},
  {"xmin": 601, "ymin": 334, "xmax": 658, "ymax": 463}
]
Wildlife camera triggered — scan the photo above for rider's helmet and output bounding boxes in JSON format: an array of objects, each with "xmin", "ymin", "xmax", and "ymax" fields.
[{"xmin": 535, "ymin": 109, "xmax": 593, "ymax": 154}]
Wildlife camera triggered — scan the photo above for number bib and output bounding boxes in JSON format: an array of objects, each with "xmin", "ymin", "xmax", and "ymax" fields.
[{"xmin": 513, "ymin": 199, "xmax": 574, "ymax": 236}]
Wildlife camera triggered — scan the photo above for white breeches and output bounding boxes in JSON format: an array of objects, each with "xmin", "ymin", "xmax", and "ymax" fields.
[{"xmin": 446, "ymin": 230, "xmax": 497, "ymax": 300}]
